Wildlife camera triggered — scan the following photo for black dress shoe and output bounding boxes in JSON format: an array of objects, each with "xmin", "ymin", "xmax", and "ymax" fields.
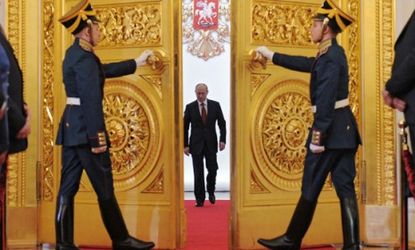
[
  {"xmin": 195, "ymin": 201, "xmax": 204, "ymax": 207},
  {"xmin": 209, "ymin": 194, "xmax": 216, "ymax": 204},
  {"xmin": 257, "ymin": 235, "xmax": 300, "ymax": 250},
  {"xmin": 113, "ymin": 236, "xmax": 155, "ymax": 250}
]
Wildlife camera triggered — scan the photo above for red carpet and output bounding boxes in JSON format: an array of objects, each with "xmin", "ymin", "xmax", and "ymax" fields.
[
  {"xmin": 77, "ymin": 200, "xmax": 336, "ymax": 249},
  {"xmin": 184, "ymin": 200, "xmax": 230, "ymax": 250}
]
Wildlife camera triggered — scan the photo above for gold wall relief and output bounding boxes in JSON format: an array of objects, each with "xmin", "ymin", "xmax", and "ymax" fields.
[
  {"xmin": 252, "ymin": 1, "xmax": 318, "ymax": 47},
  {"xmin": 250, "ymin": 169, "xmax": 270, "ymax": 194},
  {"xmin": 40, "ymin": 0, "xmax": 55, "ymax": 202},
  {"xmin": 143, "ymin": 168, "xmax": 164, "ymax": 193},
  {"xmin": 141, "ymin": 74, "xmax": 163, "ymax": 99},
  {"xmin": 251, "ymin": 79, "xmax": 312, "ymax": 191},
  {"xmin": 250, "ymin": 73, "xmax": 270, "ymax": 97},
  {"xmin": 95, "ymin": 3, "xmax": 162, "ymax": 48}
]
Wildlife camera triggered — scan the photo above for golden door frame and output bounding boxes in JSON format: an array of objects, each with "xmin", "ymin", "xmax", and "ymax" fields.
[{"xmin": 1, "ymin": 0, "xmax": 411, "ymax": 249}]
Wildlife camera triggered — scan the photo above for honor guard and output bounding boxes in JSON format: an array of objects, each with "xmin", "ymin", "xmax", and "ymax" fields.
[
  {"xmin": 56, "ymin": 0, "xmax": 154, "ymax": 249},
  {"xmin": 256, "ymin": 0, "xmax": 361, "ymax": 249}
]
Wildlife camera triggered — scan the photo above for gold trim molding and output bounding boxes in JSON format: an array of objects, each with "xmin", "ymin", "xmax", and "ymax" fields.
[
  {"xmin": 7, "ymin": 154, "xmax": 25, "ymax": 207},
  {"xmin": 346, "ymin": 0, "xmax": 362, "ymax": 196},
  {"xmin": 40, "ymin": 0, "xmax": 55, "ymax": 202},
  {"xmin": 375, "ymin": 0, "xmax": 396, "ymax": 205}
]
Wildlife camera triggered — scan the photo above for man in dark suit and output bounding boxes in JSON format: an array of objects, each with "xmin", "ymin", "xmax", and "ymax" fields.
[
  {"xmin": 255, "ymin": 1, "xmax": 361, "ymax": 249},
  {"xmin": 0, "ymin": 44, "xmax": 9, "ymax": 166},
  {"xmin": 383, "ymin": 10, "xmax": 415, "ymax": 193},
  {"xmin": 184, "ymin": 83, "xmax": 226, "ymax": 207},
  {"xmin": 0, "ymin": 43, "xmax": 8, "ymax": 250},
  {"xmin": 56, "ymin": 0, "xmax": 154, "ymax": 249},
  {"xmin": 0, "ymin": 26, "xmax": 30, "ymax": 250}
]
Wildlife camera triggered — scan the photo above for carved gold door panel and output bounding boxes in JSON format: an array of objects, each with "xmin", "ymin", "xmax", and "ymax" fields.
[
  {"xmin": 38, "ymin": 0, "xmax": 183, "ymax": 249},
  {"xmin": 231, "ymin": 0, "xmax": 362, "ymax": 249}
]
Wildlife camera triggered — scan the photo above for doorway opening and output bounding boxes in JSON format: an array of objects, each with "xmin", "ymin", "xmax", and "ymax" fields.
[{"xmin": 181, "ymin": 0, "xmax": 231, "ymax": 249}]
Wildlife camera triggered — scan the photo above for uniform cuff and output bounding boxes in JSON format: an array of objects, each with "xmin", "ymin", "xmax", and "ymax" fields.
[
  {"xmin": 89, "ymin": 131, "xmax": 107, "ymax": 148},
  {"xmin": 311, "ymin": 129, "xmax": 323, "ymax": 146}
]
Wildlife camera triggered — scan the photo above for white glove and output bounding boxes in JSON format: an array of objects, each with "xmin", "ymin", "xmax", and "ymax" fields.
[
  {"xmin": 309, "ymin": 143, "xmax": 325, "ymax": 154},
  {"xmin": 135, "ymin": 50, "xmax": 154, "ymax": 67},
  {"xmin": 255, "ymin": 46, "xmax": 274, "ymax": 60}
]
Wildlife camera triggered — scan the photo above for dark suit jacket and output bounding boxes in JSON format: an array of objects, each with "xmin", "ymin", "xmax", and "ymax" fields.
[
  {"xmin": 0, "ymin": 44, "xmax": 9, "ymax": 153},
  {"xmin": 273, "ymin": 38, "xmax": 361, "ymax": 149},
  {"xmin": 385, "ymin": 10, "xmax": 415, "ymax": 124},
  {"xmin": 184, "ymin": 99, "xmax": 226, "ymax": 154},
  {"xmin": 56, "ymin": 38, "xmax": 137, "ymax": 147},
  {"xmin": 0, "ymin": 30, "xmax": 27, "ymax": 153}
]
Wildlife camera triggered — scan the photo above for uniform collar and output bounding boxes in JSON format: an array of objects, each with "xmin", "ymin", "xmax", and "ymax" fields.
[
  {"xmin": 317, "ymin": 38, "xmax": 337, "ymax": 56},
  {"xmin": 318, "ymin": 39, "xmax": 332, "ymax": 53},
  {"xmin": 77, "ymin": 38, "xmax": 94, "ymax": 52}
]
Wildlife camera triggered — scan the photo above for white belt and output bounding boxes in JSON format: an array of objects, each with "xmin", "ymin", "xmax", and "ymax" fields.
[
  {"xmin": 311, "ymin": 98, "xmax": 349, "ymax": 113},
  {"xmin": 66, "ymin": 97, "xmax": 81, "ymax": 105}
]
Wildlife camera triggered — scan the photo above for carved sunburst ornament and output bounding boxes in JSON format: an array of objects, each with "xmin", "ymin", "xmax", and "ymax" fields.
[
  {"xmin": 182, "ymin": 0, "xmax": 230, "ymax": 60},
  {"xmin": 261, "ymin": 93, "xmax": 312, "ymax": 175},
  {"xmin": 252, "ymin": 80, "xmax": 313, "ymax": 191},
  {"xmin": 104, "ymin": 93, "xmax": 150, "ymax": 175},
  {"xmin": 99, "ymin": 80, "xmax": 161, "ymax": 191}
]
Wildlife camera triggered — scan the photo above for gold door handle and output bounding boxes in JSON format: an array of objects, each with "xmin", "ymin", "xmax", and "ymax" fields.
[
  {"xmin": 146, "ymin": 50, "xmax": 165, "ymax": 71},
  {"xmin": 249, "ymin": 49, "xmax": 267, "ymax": 70}
]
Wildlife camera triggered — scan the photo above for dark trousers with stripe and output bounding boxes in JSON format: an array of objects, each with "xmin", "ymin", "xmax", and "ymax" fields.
[
  {"xmin": 58, "ymin": 145, "xmax": 114, "ymax": 200},
  {"xmin": 301, "ymin": 148, "xmax": 358, "ymax": 202}
]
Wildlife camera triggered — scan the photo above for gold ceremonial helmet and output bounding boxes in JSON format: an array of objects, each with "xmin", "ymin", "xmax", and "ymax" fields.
[
  {"xmin": 314, "ymin": 0, "xmax": 355, "ymax": 33},
  {"xmin": 59, "ymin": 0, "xmax": 100, "ymax": 34}
]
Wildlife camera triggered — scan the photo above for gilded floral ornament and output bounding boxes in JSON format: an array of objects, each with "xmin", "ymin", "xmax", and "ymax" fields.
[
  {"xmin": 182, "ymin": 0, "xmax": 230, "ymax": 60},
  {"xmin": 252, "ymin": 80, "xmax": 312, "ymax": 191},
  {"xmin": 100, "ymin": 80, "xmax": 161, "ymax": 191}
]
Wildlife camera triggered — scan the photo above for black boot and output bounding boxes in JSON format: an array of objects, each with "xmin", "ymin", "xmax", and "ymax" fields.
[
  {"xmin": 340, "ymin": 196, "xmax": 360, "ymax": 250},
  {"xmin": 257, "ymin": 196, "xmax": 317, "ymax": 250},
  {"xmin": 55, "ymin": 196, "xmax": 79, "ymax": 250},
  {"xmin": 98, "ymin": 195, "xmax": 155, "ymax": 250}
]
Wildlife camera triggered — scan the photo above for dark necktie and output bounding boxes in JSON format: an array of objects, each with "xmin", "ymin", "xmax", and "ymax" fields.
[{"xmin": 201, "ymin": 103, "xmax": 207, "ymax": 125}]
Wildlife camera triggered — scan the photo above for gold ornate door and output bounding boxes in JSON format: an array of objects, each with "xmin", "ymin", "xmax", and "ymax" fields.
[
  {"xmin": 231, "ymin": 0, "xmax": 363, "ymax": 248},
  {"xmin": 37, "ymin": 0, "xmax": 183, "ymax": 248}
]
